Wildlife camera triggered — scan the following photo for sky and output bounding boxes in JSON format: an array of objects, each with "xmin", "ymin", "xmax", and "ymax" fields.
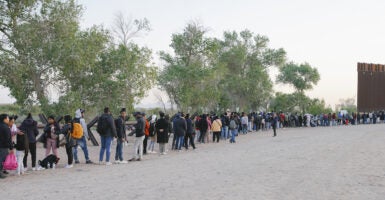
[{"xmin": 2, "ymin": 0, "xmax": 385, "ymax": 109}]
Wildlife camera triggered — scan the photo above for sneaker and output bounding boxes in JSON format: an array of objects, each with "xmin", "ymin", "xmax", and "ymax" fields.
[
  {"xmin": 32, "ymin": 167, "xmax": 36, "ymax": 171},
  {"xmin": 86, "ymin": 160, "xmax": 93, "ymax": 164},
  {"xmin": 64, "ymin": 164, "xmax": 73, "ymax": 169},
  {"xmin": 98, "ymin": 161, "xmax": 104, "ymax": 165},
  {"xmin": 120, "ymin": 160, "xmax": 128, "ymax": 164},
  {"xmin": 75, "ymin": 160, "xmax": 80, "ymax": 164},
  {"xmin": 106, "ymin": 162, "xmax": 112, "ymax": 166},
  {"xmin": 37, "ymin": 166, "xmax": 45, "ymax": 171},
  {"xmin": 128, "ymin": 158, "xmax": 136, "ymax": 162},
  {"xmin": 114, "ymin": 160, "xmax": 121, "ymax": 164}
]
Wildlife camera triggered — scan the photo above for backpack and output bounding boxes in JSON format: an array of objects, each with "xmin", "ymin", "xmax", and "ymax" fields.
[
  {"xmin": 229, "ymin": 120, "xmax": 236, "ymax": 129},
  {"xmin": 71, "ymin": 122, "xmax": 83, "ymax": 139},
  {"xmin": 97, "ymin": 115, "xmax": 108, "ymax": 135},
  {"xmin": 149, "ymin": 122, "xmax": 156, "ymax": 137}
]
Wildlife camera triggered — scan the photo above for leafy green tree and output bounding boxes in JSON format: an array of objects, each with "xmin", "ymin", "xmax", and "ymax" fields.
[
  {"xmin": 218, "ymin": 30, "xmax": 286, "ymax": 111},
  {"xmin": 158, "ymin": 22, "xmax": 221, "ymax": 111},
  {"xmin": 0, "ymin": 0, "xmax": 86, "ymax": 113},
  {"xmin": 276, "ymin": 62, "xmax": 320, "ymax": 113},
  {"xmin": 277, "ymin": 62, "xmax": 320, "ymax": 93}
]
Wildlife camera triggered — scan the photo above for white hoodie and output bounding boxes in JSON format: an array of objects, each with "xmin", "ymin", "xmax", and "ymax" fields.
[{"xmin": 75, "ymin": 109, "xmax": 88, "ymax": 138}]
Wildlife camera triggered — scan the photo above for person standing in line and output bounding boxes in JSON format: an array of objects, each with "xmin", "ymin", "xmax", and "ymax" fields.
[
  {"xmin": 173, "ymin": 113, "xmax": 186, "ymax": 151},
  {"xmin": 97, "ymin": 107, "xmax": 117, "ymax": 165},
  {"xmin": 114, "ymin": 108, "xmax": 128, "ymax": 164},
  {"xmin": 0, "ymin": 114, "xmax": 12, "ymax": 179},
  {"xmin": 44, "ymin": 115, "xmax": 60, "ymax": 157},
  {"xmin": 229, "ymin": 116, "xmax": 237, "ymax": 143},
  {"xmin": 73, "ymin": 109, "xmax": 93, "ymax": 164},
  {"xmin": 20, "ymin": 113, "xmax": 39, "ymax": 171},
  {"xmin": 11, "ymin": 115, "xmax": 27, "ymax": 175},
  {"xmin": 148, "ymin": 115, "xmax": 157, "ymax": 153},
  {"xmin": 142, "ymin": 113, "xmax": 150, "ymax": 155},
  {"xmin": 272, "ymin": 113, "xmax": 278, "ymax": 137},
  {"xmin": 129, "ymin": 112, "xmax": 145, "ymax": 161},
  {"xmin": 184, "ymin": 114, "xmax": 196, "ymax": 150},
  {"xmin": 198, "ymin": 114, "xmax": 208, "ymax": 143},
  {"xmin": 241, "ymin": 113, "xmax": 248, "ymax": 134},
  {"xmin": 156, "ymin": 112, "xmax": 169, "ymax": 155},
  {"xmin": 61, "ymin": 115, "xmax": 74, "ymax": 168},
  {"xmin": 194, "ymin": 115, "xmax": 201, "ymax": 143},
  {"xmin": 205, "ymin": 115, "xmax": 212, "ymax": 143},
  {"xmin": 211, "ymin": 116, "xmax": 222, "ymax": 143}
]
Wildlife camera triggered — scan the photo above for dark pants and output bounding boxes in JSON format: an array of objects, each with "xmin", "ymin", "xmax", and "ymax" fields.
[
  {"xmin": 184, "ymin": 132, "xmax": 196, "ymax": 149},
  {"xmin": 273, "ymin": 125, "xmax": 277, "ymax": 137},
  {"xmin": 24, "ymin": 142, "xmax": 37, "ymax": 168},
  {"xmin": 0, "ymin": 148, "xmax": 8, "ymax": 175},
  {"xmin": 198, "ymin": 130, "xmax": 206, "ymax": 143},
  {"xmin": 213, "ymin": 131, "xmax": 220, "ymax": 142},
  {"xmin": 65, "ymin": 144, "xmax": 73, "ymax": 165},
  {"xmin": 143, "ymin": 135, "xmax": 148, "ymax": 154}
]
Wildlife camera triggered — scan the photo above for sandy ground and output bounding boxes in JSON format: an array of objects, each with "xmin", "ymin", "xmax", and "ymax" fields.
[{"xmin": 1, "ymin": 124, "xmax": 385, "ymax": 200}]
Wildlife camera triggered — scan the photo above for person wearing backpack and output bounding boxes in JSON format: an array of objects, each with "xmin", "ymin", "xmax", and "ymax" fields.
[
  {"xmin": 114, "ymin": 108, "xmax": 128, "ymax": 164},
  {"xmin": 0, "ymin": 114, "xmax": 12, "ymax": 179},
  {"xmin": 229, "ymin": 116, "xmax": 237, "ymax": 143},
  {"xmin": 44, "ymin": 115, "xmax": 61, "ymax": 157},
  {"xmin": 97, "ymin": 107, "xmax": 117, "ymax": 165},
  {"xmin": 73, "ymin": 109, "xmax": 93, "ymax": 164},
  {"xmin": 61, "ymin": 115, "xmax": 75, "ymax": 169}
]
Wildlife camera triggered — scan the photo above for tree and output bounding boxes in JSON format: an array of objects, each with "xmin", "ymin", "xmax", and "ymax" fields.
[
  {"xmin": 112, "ymin": 12, "xmax": 150, "ymax": 47},
  {"xmin": 0, "ymin": 0, "xmax": 98, "ymax": 113},
  {"xmin": 276, "ymin": 62, "xmax": 320, "ymax": 113},
  {"xmin": 158, "ymin": 22, "xmax": 221, "ymax": 112},
  {"xmin": 277, "ymin": 62, "xmax": 320, "ymax": 93},
  {"xmin": 218, "ymin": 30, "xmax": 286, "ymax": 111}
]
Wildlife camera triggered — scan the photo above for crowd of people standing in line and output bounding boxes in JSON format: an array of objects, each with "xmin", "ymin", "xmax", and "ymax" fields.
[{"xmin": 0, "ymin": 107, "xmax": 380, "ymax": 179}]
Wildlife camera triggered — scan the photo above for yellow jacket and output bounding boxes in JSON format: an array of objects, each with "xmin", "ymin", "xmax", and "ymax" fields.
[{"xmin": 211, "ymin": 119, "xmax": 222, "ymax": 132}]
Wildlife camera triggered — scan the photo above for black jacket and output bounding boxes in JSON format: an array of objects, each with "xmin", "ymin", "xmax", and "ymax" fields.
[
  {"xmin": 135, "ymin": 117, "xmax": 145, "ymax": 137},
  {"xmin": 156, "ymin": 118, "xmax": 169, "ymax": 143},
  {"xmin": 0, "ymin": 122, "xmax": 12, "ymax": 149},
  {"xmin": 99, "ymin": 114, "xmax": 117, "ymax": 138},
  {"xmin": 19, "ymin": 118, "xmax": 39, "ymax": 143},
  {"xmin": 186, "ymin": 118, "xmax": 194, "ymax": 134},
  {"xmin": 173, "ymin": 117, "xmax": 187, "ymax": 137},
  {"xmin": 115, "ymin": 116, "xmax": 126, "ymax": 139}
]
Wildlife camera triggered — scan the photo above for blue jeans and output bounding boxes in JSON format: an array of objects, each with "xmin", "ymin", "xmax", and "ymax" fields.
[
  {"xmin": 175, "ymin": 135, "xmax": 184, "ymax": 150},
  {"xmin": 230, "ymin": 129, "xmax": 236, "ymax": 143},
  {"xmin": 242, "ymin": 124, "xmax": 248, "ymax": 134},
  {"xmin": 99, "ymin": 136, "xmax": 113, "ymax": 162},
  {"xmin": 221, "ymin": 126, "xmax": 229, "ymax": 139},
  {"xmin": 73, "ymin": 136, "xmax": 90, "ymax": 161},
  {"xmin": 115, "ymin": 139, "xmax": 124, "ymax": 161}
]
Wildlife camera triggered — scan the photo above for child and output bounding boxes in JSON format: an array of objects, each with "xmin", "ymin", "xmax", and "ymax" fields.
[
  {"xmin": 44, "ymin": 116, "xmax": 60, "ymax": 157},
  {"xmin": 10, "ymin": 115, "xmax": 27, "ymax": 175}
]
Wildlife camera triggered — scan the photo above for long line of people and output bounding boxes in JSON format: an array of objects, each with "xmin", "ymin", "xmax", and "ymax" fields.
[{"xmin": 2, "ymin": 107, "xmax": 377, "ymax": 179}]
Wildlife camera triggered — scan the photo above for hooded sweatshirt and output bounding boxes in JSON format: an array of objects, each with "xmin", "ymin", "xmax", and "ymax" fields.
[
  {"xmin": 19, "ymin": 118, "xmax": 39, "ymax": 143},
  {"xmin": 74, "ymin": 109, "xmax": 88, "ymax": 138}
]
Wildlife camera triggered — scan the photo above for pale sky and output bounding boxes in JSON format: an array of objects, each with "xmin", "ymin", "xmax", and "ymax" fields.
[{"xmin": 2, "ymin": 0, "xmax": 385, "ymax": 109}]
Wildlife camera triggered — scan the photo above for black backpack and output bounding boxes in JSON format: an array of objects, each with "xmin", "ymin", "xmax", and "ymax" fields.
[{"xmin": 97, "ymin": 115, "xmax": 108, "ymax": 135}]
